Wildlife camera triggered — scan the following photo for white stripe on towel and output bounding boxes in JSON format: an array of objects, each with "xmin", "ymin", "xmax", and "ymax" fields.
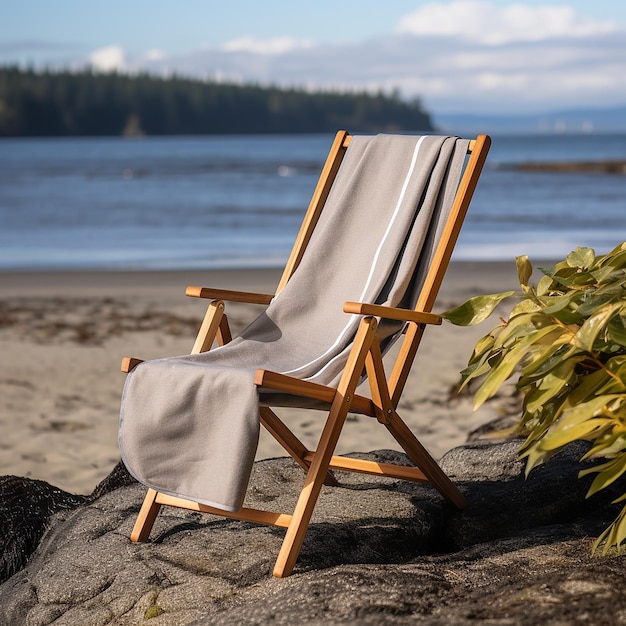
[{"xmin": 281, "ymin": 135, "xmax": 426, "ymax": 379}]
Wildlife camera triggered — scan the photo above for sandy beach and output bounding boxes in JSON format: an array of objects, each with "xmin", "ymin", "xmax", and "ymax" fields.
[{"xmin": 0, "ymin": 261, "xmax": 523, "ymax": 495}]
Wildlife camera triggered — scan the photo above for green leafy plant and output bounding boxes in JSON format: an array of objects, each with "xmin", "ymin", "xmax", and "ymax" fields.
[{"xmin": 443, "ymin": 242, "xmax": 626, "ymax": 553}]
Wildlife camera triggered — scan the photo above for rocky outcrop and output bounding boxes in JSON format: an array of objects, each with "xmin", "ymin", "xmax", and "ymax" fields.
[
  {"xmin": 0, "ymin": 476, "xmax": 86, "ymax": 583},
  {"xmin": 509, "ymin": 160, "xmax": 626, "ymax": 175},
  {"xmin": 1, "ymin": 441, "xmax": 626, "ymax": 625}
]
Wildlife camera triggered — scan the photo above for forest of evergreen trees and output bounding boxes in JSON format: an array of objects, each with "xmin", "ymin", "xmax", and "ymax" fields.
[{"xmin": 0, "ymin": 66, "xmax": 433, "ymax": 137}]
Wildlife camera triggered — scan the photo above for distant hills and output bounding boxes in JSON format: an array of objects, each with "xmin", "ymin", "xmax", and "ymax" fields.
[
  {"xmin": 0, "ymin": 66, "xmax": 433, "ymax": 137},
  {"xmin": 434, "ymin": 105, "xmax": 626, "ymax": 134}
]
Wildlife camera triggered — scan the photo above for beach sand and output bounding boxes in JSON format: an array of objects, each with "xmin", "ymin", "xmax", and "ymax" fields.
[{"xmin": 0, "ymin": 261, "xmax": 522, "ymax": 495}]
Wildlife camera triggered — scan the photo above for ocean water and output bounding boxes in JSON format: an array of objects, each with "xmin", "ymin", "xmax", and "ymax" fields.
[{"xmin": 0, "ymin": 133, "xmax": 624, "ymax": 271}]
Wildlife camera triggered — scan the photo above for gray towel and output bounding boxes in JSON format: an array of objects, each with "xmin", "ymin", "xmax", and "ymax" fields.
[{"xmin": 119, "ymin": 134, "xmax": 469, "ymax": 511}]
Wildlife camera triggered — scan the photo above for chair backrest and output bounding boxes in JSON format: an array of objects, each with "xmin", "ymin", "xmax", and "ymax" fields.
[
  {"xmin": 276, "ymin": 131, "xmax": 352, "ymax": 294},
  {"xmin": 273, "ymin": 131, "xmax": 491, "ymax": 401}
]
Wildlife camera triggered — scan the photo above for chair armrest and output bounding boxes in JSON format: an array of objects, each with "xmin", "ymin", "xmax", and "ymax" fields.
[
  {"xmin": 343, "ymin": 302, "xmax": 442, "ymax": 325},
  {"xmin": 254, "ymin": 369, "xmax": 376, "ymax": 416},
  {"xmin": 121, "ymin": 357, "xmax": 144, "ymax": 372},
  {"xmin": 186, "ymin": 286, "xmax": 274, "ymax": 305}
]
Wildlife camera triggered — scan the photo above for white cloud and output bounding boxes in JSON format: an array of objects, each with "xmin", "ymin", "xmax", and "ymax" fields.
[
  {"xmin": 77, "ymin": 2, "xmax": 626, "ymax": 115},
  {"xmin": 89, "ymin": 44, "xmax": 125, "ymax": 72},
  {"xmin": 143, "ymin": 48, "xmax": 166, "ymax": 62},
  {"xmin": 221, "ymin": 36, "xmax": 315, "ymax": 55},
  {"xmin": 396, "ymin": 1, "xmax": 617, "ymax": 45}
]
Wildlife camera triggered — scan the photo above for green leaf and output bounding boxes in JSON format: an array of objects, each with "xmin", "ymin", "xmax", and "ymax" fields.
[
  {"xmin": 547, "ymin": 272, "xmax": 583, "ymax": 291},
  {"xmin": 519, "ymin": 401, "xmax": 560, "ymax": 446},
  {"xmin": 468, "ymin": 334, "xmax": 497, "ymax": 363},
  {"xmin": 595, "ymin": 356, "xmax": 626, "ymax": 394},
  {"xmin": 536, "ymin": 274, "xmax": 555, "ymax": 296},
  {"xmin": 518, "ymin": 344, "xmax": 582, "ymax": 386},
  {"xmin": 473, "ymin": 325, "xmax": 559, "ymax": 409},
  {"xmin": 459, "ymin": 360, "xmax": 492, "ymax": 389},
  {"xmin": 607, "ymin": 314, "xmax": 626, "ymax": 348},
  {"xmin": 522, "ymin": 445, "xmax": 560, "ymax": 476},
  {"xmin": 509, "ymin": 298, "xmax": 541, "ymax": 318},
  {"xmin": 567, "ymin": 246, "xmax": 596, "ymax": 270},
  {"xmin": 601, "ymin": 242, "xmax": 626, "ymax": 268},
  {"xmin": 562, "ymin": 394, "xmax": 619, "ymax": 425},
  {"xmin": 442, "ymin": 291, "xmax": 515, "ymax": 326},
  {"xmin": 536, "ymin": 395, "xmax": 618, "ymax": 450},
  {"xmin": 575, "ymin": 302, "xmax": 622, "ymax": 352},
  {"xmin": 516, "ymin": 255, "xmax": 533, "ymax": 287},
  {"xmin": 610, "ymin": 511, "xmax": 626, "ymax": 552},
  {"xmin": 522, "ymin": 363, "xmax": 577, "ymax": 414},
  {"xmin": 584, "ymin": 431, "xmax": 626, "ymax": 460},
  {"xmin": 592, "ymin": 525, "xmax": 613, "ymax": 555},
  {"xmin": 560, "ymin": 368, "xmax": 614, "ymax": 411},
  {"xmin": 593, "ymin": 508, "xmax": 626, "ymax": 555},
  {"xmin": 576, "ymin": 292, "xmax": 619, "ymax": 318},
  {"xmin": 540, "ymin": 293, "xmax": 577, "ymax": 315},
  {"xmin": 581, "ymin": 454, "xmax": 626, "ymax": 498},
  {"xmin": 539, "ymin": 418, "xmax": 611, "ymax": 451},
  {"xmin": 492, "ymin": 312, "xmax": 551, "ymax": 350},
  {"xmin": 590, "ymin": 264, "xmax": 621, "ymax": 284}
]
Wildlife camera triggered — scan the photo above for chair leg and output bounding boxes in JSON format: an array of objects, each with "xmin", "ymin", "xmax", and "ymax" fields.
[
  {"xmin": 386, "ymin": 413, "xmax": 467, "ymax": 509},
  {"xmin": 272, "ymin": 397, "xmax": 351, "ymax": 577},
  {"xmin": 131, "ymin": 488, "xmax": 162, "ymax": 542},
  {"xmin": 272, "ymin": 317, "xmax": 377, "ymax": 577}
]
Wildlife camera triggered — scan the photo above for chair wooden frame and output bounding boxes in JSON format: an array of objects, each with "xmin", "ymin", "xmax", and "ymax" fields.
[{"xmin": 122, "ymin": 131, "xmax": 491, "ymax": 578}]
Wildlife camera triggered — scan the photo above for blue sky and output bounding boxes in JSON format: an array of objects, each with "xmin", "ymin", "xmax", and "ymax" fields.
[{"xmin": 2, "ymin": 1, "xmax": 625, "ymax": 114}]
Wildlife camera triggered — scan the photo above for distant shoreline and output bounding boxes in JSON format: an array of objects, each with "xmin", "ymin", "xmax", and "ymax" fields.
[{"xmin": 0, "ymin": 66, "xmax": 432, "ymax": 137}]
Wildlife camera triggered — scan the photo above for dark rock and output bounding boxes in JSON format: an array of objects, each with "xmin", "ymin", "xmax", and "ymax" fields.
[
  {"xmin": 0, "ymin": 476, "xmax": 85, "ymax": 583},
  {"xmin": 0, "ymin": 462, "xmax": 136, "ymax": 586},
  {"xmin": 513, "ymin": 160, "xmax": 626, "ymax": 175},
  {"xmin": 1, "ymin": 443, "xmax": 625, "ymax": 625}
]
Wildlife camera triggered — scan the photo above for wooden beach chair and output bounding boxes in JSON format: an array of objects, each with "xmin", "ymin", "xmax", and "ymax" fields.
[{"xmin": 121, "ymin": 131, "xmax": 491, "ymax": 578}]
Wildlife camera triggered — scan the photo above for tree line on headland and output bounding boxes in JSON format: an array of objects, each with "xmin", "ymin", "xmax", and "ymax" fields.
[{"xmin": 0, "ymin": 66, "xmax": 433, "ymax": 137}]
